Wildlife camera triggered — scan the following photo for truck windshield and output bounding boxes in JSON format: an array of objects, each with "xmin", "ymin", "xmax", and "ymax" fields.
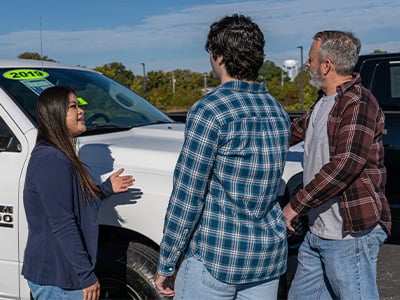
[{"xmin": 0, "ymin": 67, "xmax": 172, "ymax": 134}]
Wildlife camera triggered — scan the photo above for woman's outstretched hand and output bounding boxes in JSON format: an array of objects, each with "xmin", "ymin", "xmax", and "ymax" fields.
[{"xmin": 109, "ymin": 168, "xmax": 135, "ymax": 193}]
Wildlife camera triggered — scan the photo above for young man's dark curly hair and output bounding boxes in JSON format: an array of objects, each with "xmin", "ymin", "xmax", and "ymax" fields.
[{"xmin": 205, "ymin": 14, "xmax": 265, "ymax": 81}]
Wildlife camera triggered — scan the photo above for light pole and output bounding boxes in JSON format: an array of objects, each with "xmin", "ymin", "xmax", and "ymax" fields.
[
  {"xmin": 141, "ymin": 62, "xmax": 146, "ymax": 99},
  {"xmin": 297, "ymin": 46, "xmax": 304, "ymax": 111},
  {"xmin": 172, "ymin": 72, "xmax": 176, "ymax": 94}
]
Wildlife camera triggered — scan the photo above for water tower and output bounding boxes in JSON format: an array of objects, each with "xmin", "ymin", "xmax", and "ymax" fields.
[{"xmin": 283, "ymin": 59, "xmax": 298, "ymax": 81}]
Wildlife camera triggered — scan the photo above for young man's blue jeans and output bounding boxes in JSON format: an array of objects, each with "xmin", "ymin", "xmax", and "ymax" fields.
[
  {"xmin": 173, "ymin": 257, "xmax": 280, "ymax": 300},
  {"xmin": 28, "ymin": 281, "xmax": 83, "ymax": 300},
  {"xmin": 288, "ymin": 227, "xmax": 387, "ymax": 300}
]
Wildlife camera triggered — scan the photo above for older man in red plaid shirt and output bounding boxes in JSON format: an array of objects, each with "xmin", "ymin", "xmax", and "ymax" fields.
[{"xmin": 283, "ymin": 30, "xmax": 391, "ymax": 300}]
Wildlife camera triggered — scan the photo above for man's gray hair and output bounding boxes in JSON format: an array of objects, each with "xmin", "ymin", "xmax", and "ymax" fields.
[{"xmin": 313, "ymin": 31, "xmax": 361, "ymax": 76}]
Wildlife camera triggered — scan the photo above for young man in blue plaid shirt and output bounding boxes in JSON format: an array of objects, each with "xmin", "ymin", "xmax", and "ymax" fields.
[{"xmin": 155, "ymin": 14, "xmax": 291, "ymax": 299}]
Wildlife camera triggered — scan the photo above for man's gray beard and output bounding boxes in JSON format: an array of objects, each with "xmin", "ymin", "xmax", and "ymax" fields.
[{"xmin": 308, "ymin": 71, "xmax": 323, "ymax": 90}]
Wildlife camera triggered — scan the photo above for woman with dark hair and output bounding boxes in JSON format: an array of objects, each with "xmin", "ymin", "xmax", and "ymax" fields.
[{"xmin": 22, "ymin": 86, "xmax": 134, "ymax": 300}]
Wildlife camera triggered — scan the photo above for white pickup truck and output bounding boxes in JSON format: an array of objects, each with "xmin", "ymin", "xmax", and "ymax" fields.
[{"xmin": 0, "ymin": 59, "xmax": 303, "ymax": 299}]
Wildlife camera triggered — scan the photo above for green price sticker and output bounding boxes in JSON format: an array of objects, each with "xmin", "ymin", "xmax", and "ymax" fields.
[
  {"xmin": 77, "ymin": 97, "xmax": 88, "ymax": 105},
  {"xmin": 3, "ymin": 69, "xmax": 49, "ymax": 80}
]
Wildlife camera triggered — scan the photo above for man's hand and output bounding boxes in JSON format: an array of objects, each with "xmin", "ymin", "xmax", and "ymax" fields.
[
  {"xmin": 283, "ymin": 203, "xmax": 298, "ymax": 233},
  {"xmin": 154, "ymin": 272, "xmax": 175, "ymax": 298},
  {"xmin": 109, "ymin": 168, "xmax": 135, "ymax": 193},
  {"xmin": 83, "ymin": 281, "xmax": 100, "ymax": 300}
]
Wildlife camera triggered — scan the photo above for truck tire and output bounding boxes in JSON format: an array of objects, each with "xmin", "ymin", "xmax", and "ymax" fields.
[{"xmin": 96, "ymin": 242, "xmax": 166, "ymax": 300}]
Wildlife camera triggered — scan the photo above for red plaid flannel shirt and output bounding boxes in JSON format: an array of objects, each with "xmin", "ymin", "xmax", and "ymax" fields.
[{"xmin": 290, "ymin": 73, "xmax": 391, "ymax": 235}]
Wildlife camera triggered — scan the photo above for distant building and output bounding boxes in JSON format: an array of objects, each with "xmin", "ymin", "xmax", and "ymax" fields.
[{"xmin": 282, "ymin": 59, "xmax": 299, "ymax": 81}]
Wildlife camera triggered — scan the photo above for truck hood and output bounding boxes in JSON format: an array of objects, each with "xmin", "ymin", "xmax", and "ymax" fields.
[
  {"xmin": 78, "ymin": 123, "xmax": 185, "ymax": 179},
  {"xmin": 77, "ymin": 122, "xmax": 303, "ymax": 185}
]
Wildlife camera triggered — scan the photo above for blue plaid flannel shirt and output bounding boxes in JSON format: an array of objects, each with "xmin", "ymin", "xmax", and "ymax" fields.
[{"xmin": 158, "ymin": 80, "xmax": 290, "ymax": 284}]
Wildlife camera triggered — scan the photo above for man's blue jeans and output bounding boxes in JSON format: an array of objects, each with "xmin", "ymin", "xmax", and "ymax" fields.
[
  {"xmin": 28, "ymin": 281, "xmax": 83, "ymax": 300},
  {"xmin": 288, "ymin": 227, "xmax": 387, "ymax": 300},
  {"xmin": 173, "ymin": 257, "xmax": 280, "ymax": 300}
]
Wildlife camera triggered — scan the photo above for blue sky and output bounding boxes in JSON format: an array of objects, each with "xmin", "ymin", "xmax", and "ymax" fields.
[{"xmin": 1, "ymin": 0, "xmax": 399, "ymax": 74}]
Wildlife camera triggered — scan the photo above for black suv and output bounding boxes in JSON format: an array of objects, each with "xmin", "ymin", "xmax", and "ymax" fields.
[{"xmin": 355, "ymin": 53, "xmax": 400, "ymax": 243}]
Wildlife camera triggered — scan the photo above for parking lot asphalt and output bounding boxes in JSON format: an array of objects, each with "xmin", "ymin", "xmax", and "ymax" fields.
[{"xmin": 282, "ymin": 243, "xmax": 400, "ymax": 300}]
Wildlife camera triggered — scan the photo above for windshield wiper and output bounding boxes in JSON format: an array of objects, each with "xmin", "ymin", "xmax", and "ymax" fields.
[
  {"xmin": 84, "ymin": 124, "xmax": 132, "ymax": 135},
  {"xmin": 145, "ymin": 120, "xmax": 175, "ymax": 126}
]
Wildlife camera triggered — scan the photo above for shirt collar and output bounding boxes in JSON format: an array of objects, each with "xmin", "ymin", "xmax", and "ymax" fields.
[
  {"xmin": 336, "ymin": 72, "xmax": 361, "ymax": 95},
  {"xmin": 212, "ymin": 80, "xmax": 268, "ymax": 94}
]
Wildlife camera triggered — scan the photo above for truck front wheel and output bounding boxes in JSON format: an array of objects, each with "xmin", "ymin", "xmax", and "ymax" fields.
[{"xmin": 96, "ymin": 242, "xmax": 166, "ymax": 300}]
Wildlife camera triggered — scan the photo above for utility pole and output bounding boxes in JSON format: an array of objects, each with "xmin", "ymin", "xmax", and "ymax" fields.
[
  {"xmin": 40, "ymin": 17, "xmax": 44, "ymax": 69},
  {"xmin": 141, "ymin": 63, "xmax": 146, "ymax": 99},
  {"xmin": 297, "ymin": 46, "xmax": 304, "ymax": 111}
]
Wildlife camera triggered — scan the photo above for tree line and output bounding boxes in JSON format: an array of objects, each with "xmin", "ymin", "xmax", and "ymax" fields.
[
  {"xmin": 93, "ymin": 60, "xmax": 318, "ymax": 112},
  {"xmin": 17, "ymin": 50, "xmax": 387, "ymax": 113}
]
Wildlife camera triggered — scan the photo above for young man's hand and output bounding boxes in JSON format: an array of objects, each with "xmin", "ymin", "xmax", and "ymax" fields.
[{"xmin": 154, "ymin": 272, "xmax": 175, "ymax": 298}]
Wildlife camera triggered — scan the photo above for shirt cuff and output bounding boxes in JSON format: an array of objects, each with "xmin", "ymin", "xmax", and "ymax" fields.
[
  {"xmin": 290, "ymin": 189, "xmax": 311, "ymax": 214},
  {"xmin": 157, "ymin": 259, "xmax": 176, "ymax": 277},
  {"xmin": 99, "ymin": 178, "xmax": 114, "ymax": 198},
  {"xmin": 79, "ymin": 271, "xmax": 98, "ymax": 289}
]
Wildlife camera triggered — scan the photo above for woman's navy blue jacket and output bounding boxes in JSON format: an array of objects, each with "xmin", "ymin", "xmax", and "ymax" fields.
[{"xmin": 22, "ymin": 141, "xmax": 113, "ymax": 289}]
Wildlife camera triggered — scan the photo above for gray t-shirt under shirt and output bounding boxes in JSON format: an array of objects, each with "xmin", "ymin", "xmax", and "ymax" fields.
[
  {"xmin": 304, "ymin": 93, "xmax": 379, "ymax": 239},
  {"xmin": 304, "ymin": 93, "xmax": 346, "ymax": 240}
]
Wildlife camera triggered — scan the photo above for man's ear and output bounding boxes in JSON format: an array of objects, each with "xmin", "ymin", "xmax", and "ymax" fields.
[
  {"xmin": 216, "ymin": 55, "xmax": 224, "ymax": 66},
  {"xmin": 321, "ymin": 59, "xmax": 331, "ymax": 75}
]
